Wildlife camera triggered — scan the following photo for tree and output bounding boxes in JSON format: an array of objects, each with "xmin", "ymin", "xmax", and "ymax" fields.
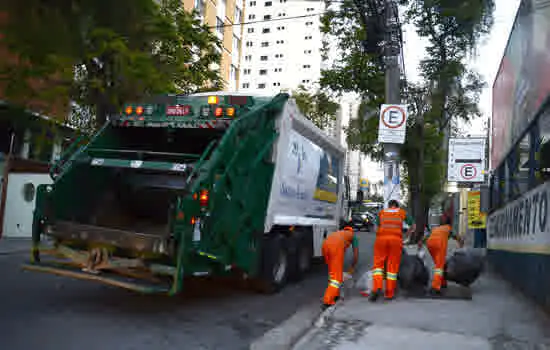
[
  {"xmin": 292, "ymin": 85, "xmax": 340, "ymax": 130},
  {"xmin": 319, "ymin": 0, "xmax": 494, "ymax": 235},
  {"xmin": 0, "ymin": 0, "xmax": 222, "ymax": 128}
]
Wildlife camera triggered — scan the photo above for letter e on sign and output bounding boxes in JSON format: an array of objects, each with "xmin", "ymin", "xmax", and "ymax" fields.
[
  {"xmin": 460, "ymin": 164, "xmax": 477, "ymax": 181},
  {"xmin": 381, "ymin": 105, "xmax": 406, "ymax": 129}
]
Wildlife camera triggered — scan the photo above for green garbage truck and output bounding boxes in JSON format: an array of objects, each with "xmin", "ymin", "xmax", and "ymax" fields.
[{"xmin": 23, "ymin": 92, "xmax": 349, "ymax": 295}]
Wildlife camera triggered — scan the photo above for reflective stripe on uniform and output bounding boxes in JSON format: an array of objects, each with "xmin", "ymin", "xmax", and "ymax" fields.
[
  {"xmin": 329, "ymin": 279, "xmax": 342, "ymax": 288},
  {"xmin": 433, "ymin": 268, "xmax": 443, "ymax": 276},
  {"xmin": 372, "ymin": 268, "xmax": 384, "ymax": 276},
  {"xmin": 386, "ymin": 272, "xmax": 398, "ymax": 281}
]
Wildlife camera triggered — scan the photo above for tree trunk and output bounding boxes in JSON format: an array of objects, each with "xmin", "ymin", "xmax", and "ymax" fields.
[{"xmin": 414, "ymin": 119, "xmax": 426, "ymax": 243}]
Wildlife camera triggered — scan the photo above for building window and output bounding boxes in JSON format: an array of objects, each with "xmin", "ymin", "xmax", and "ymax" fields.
[
  {"xmin": 304, "ymin": 36, "xmax": 312, "ymax": 40},
  {"xmin": 278, "ymin": 13, "xmax": 286, "ymax": 17},
  {"xmin": 232, "ymin": 35, "xmax": 241, "ymax": 61},
  {"xmin": 265, "ymin": 1, "xmax": 272, "ymax": 6},
  {"xmin": 230, "ymin": 64, "xmax": 237, "ymax": 90},
  {"xmin": 306, "ymin": 21, "xmax": 313, "ymax": 26},
  {"xmin": 259, "ymin": 69, "xmax": 267, "ymax": 75},
  {"xmin": 276, "ymin": 40, "xmax": 285, "ymax": 44},
  {"xmin": 275, "ymin": 54, "xmax": 284, "ymax": 58},
  {"xmin": 260, "ymin": 55, "xmax": 268, "ymax": 61},
  {"xmin": 302, "ymin": 64, "xmax": 311, "ymax": 68},
  {"xmin": 242, "ymin": 83, "xmax": 250, "ymax": 88},
  {"xmin": 274, "ymin": 68, "xmax": 282, "ymax": 72},
  {"xmin": 273, "ymin": 82, "xmax": 281, "ymax": 86},
  {"xmin": 194, "ymin": 0, "xmax": 206, "ymax": 18},
  {"xmin": 264, "ymin": 15, "xmax": 271, "ymax": 20},
  {"xmin": 262, "ymin": 28, "xmax": 270, "ymax": 33},
  {"xmin": 306, "ymin": 7, "xmax": 314, "ymax": 12},
  {"xmin": 304, "ymin": 50, "xmax": 312, "ymax": 54},
  {"xmin": 244, "ymin": 55, "xmax": 252, "ymax": 61},
  {"xmin": 216, "ymin": 17, "xmax": 224, "ymax": 37},
  {"xmin": 248, "ymin": 28, "xmax": 254, "ymax": 33},
  {"xmin": 277, "ymin": 26, "xmax": 285, "ymax": 30},
  {"xmin": 279, "ymin": 0, "xmax": 287, "ymax": 2},
  {"xmin": 301, "ymin": 79, "xmax": 311, "ymax": 83},
  {"xmin": 261, "ymin": 41, "xmax": 269, "ymax": 47},
  {"xmin": 235, "ymin": 6, "xmax": 242, "ymax": 24},
  {"xmin": 248, "ymin": 14, "xmax": 256, "ymax": 20},
  {"xmin": 246, "ymin": 41, "xmax": 253, "ymax": 47},
  {"xmin": 249, "ymin": 1, "xmax": 256, "ymax": 6},
  {"xmin": 243, "ymin": 69, "xmax": 251, "ymax": 74},
  {"xmin": 258, "ymin": 83, "xmax": 266, "ymax": 88}
]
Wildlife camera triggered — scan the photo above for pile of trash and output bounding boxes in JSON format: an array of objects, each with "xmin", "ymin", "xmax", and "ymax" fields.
[{"xmin": 355, "ymin": 247, "xmax": 484, "ymax": 295}]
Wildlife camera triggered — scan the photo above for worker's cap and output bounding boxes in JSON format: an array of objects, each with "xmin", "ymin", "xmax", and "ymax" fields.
[{"xmin": 343, "ymin": 226, "xmax": 354, "ymax": 232}]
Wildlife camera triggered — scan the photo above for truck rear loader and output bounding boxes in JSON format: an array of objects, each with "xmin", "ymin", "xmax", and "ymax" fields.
[{"xmin": 24, "ymin": 92, "xmax": 348, "ymax": 295}]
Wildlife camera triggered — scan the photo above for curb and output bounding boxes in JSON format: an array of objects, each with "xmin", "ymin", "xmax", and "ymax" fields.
[{"xmin": 249, "ymin": 301, "xmax": 334, "ymax": 350}]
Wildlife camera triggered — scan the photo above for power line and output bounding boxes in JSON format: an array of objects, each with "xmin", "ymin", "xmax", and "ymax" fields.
[{"xmin": 208, "ymin": 13, "xmax": 322, "ymax": 29}]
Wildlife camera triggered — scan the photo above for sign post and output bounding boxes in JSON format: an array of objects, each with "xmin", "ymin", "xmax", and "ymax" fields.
[{"xmin": 378, "ymin": 104, "xmax": 408, "ymax": 208}]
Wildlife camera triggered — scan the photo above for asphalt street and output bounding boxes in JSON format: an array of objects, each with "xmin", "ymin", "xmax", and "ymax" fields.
[{"xmin": 0, "ymin": 231, "xmax": 375, "ymax": 350}]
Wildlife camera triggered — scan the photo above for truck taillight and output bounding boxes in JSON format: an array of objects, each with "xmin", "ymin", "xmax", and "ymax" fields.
[
  {"xmin": 199, "ymin": 190, "xmax": 209, "ymax": 206},
  {"xmin": 226, "ymin": 107, "xmax": 235, "ymax": 117},
  {"xmin": 214, "ymin": 107, "xmax": 223, "ymax": 117},
  {"xmin": 136, "ymin": 106, "xmax": 144, "ymax": 115},
  {"xmin": 125, "ymin": 106, "xmax": 133, "ymax": 115}
]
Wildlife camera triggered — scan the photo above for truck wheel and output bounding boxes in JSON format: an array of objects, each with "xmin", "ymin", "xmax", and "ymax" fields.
[
  {"xmin": 255, "ymin": 234, "xmax": 289, "ymax": 294},
  {"xmin": 289, "ymin": 230, "xmax": 312, "ymax": 282}
]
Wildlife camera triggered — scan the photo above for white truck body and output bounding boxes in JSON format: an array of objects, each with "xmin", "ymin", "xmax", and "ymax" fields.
[{"xmin": 264, "ymin": 99, "xmax": 346, "ymax": 257}]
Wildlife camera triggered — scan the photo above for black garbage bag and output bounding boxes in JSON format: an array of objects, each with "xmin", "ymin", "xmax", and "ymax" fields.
[
  {"xmin": 398, "ymin": 249, "xmax": 429, "ymax": 291},
  {"xmin": 444, "ymin": 248, "xmax": 484, "ymax": 287}
]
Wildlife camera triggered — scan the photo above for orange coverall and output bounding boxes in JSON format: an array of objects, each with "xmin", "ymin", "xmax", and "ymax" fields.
[
  {"xmin": 322, "ymin": 228, "xmax": 357, "ymax": 305},
  {"xmin": 372, "ymin": 208, "xmax": 409, "ymax": 299},
  {"xmin": 426, "ymin": 224, "xmax": 456, "ymax": 290}
]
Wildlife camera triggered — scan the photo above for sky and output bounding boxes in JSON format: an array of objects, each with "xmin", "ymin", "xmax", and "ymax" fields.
[{"xmin": 401, "ymin": 0, "xmax": 521, "ymax": 134}]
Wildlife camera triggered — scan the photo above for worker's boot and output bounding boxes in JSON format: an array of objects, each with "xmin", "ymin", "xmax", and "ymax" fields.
[
  {"xmin": 429, "ymin": 288, "xmax": 442, "ymax": 297},
  {"xmin": 321, "ymin": 303, "xmax": 334, "ymax": 311},
  {"xmin": 369, "ymin": 289, "xmax": 382, "ymax": 302}
]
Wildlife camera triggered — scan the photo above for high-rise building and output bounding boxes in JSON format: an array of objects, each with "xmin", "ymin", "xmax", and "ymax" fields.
[
  {"xmin": 238, "ymin": 0, "xmax": 324, "ymax": 94},
  {"xmin": 183, "ymin": 0, "xmax": 245, "ymax": 90}
]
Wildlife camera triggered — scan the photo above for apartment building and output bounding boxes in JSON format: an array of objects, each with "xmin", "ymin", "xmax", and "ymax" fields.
[
  {"xmin": 183, "ymin": 0, "xmax": 245, "ymax": 90},
  {"xmin": 238, "ymin": 0, "xmax": 324, "ymax": 94}
]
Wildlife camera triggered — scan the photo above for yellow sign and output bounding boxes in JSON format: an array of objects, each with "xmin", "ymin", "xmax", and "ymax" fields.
[
  {"xmin": 359, "ymin": 178, "xmax": 369, "ymax": 189},
  {"xmin": 467, "ymin": 191, "xmax": 486, "ymax": 229}
]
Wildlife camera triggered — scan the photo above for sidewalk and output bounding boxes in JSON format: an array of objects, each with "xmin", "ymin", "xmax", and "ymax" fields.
[
  {"xmin": 293, "ymin": 270, "xmax": 550, "ymax": 349},
  {"xmin": 0, "ymin": 237, "xmax": 32, "ymax": 255}
]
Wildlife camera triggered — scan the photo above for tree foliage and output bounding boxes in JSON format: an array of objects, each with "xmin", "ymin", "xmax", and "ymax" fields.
[
  {"xmin": 320, "ymin": 0, "xmax": 494, "ymax": 228},
  {"xmin": 0, "ymin": 0, "xmax": 222, "ymax": 128},
  {"xmin": 292, "ymin": 85, "xmax": 340, "ymax": 130}
]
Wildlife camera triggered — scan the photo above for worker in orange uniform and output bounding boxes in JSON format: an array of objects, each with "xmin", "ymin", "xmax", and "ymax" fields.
[
  {"xmin": 422, "ymin": 216, "xmax": 464, "ymax": 295},
  {"xmin": 369, "ymin": 200, "xmax": 415, "ymax": 302},
  {"xmin": 321, "ymin": 224, "xmax": 359, "ymax": 310}
]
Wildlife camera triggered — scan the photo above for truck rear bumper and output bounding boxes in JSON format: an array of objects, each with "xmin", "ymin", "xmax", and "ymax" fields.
[{"xmin": 22, "ymin": 262, "xmax": 171, "ymax": 293}]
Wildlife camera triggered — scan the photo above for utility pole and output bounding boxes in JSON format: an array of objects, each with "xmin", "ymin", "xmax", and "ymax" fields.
[{"xmin": 382, "ymin": 0, "xmax": 402, "ymax": 208}]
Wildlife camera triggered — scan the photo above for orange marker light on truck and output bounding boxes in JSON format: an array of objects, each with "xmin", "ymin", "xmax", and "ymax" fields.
[
  {"xmin": 125, "ymin": 106, "xmax": 133, "ymax": 115},
  {"xmin": 208, "ymin": 96, "xmax": 219, "ymax": 105},
  {"xmin": 226, "ymin": 107, "xmax": 235, "ymax": 117},
  {"xmin": 214, "ymin": 107, "xmax": 223, "ymax": 117},
  {"xmin": 135, "ymin": 106, "xmax": 144, "ymax": 115},
  {"xmin": 199, "ymin": 190, "xmax": 209, "ymax": 206}
]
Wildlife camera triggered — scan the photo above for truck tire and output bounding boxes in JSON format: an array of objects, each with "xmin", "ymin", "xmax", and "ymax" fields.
[
  {"xmin": 255, "ymin": 234, "xmax": 289, "ymax": 294},
  {"xmin": 289, "ymin": 230, "xmax": 313, "ymax": 282}
]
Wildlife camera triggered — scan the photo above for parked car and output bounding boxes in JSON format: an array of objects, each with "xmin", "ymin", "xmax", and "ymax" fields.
[{"xmin": 351, "ymin": 211, "xmax": 375, "ymax": 231}]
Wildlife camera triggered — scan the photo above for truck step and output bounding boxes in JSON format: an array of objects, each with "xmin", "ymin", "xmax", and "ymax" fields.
[{"xmin": 22, "ymin": 263, "xmax": 171, "ymax": 294}]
